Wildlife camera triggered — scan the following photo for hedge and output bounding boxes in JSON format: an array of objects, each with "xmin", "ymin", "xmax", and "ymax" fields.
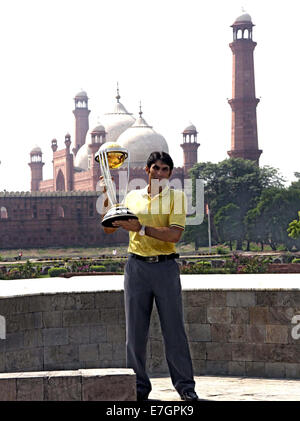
[
  {"xmin": 48, "ymin": 267, "xmax": 68, "ymax": 277},
  {"xmin": 90, "ymin": 265, "xmax": 106, "ymax": 272}
]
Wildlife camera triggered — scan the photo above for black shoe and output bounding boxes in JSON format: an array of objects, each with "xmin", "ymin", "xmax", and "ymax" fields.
[{"xmin": 180, "ymin": 390, "xmax": 199, "ymax": 401}]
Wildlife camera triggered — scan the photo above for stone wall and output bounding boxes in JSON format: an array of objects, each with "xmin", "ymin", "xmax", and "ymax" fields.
[
  {"xmin": 0, "ymin": 369, "xmax": 136, "ymax": 401},
  {"xmin": 1, "ymin": 285, "xmax": 300, "ymax": 379}
]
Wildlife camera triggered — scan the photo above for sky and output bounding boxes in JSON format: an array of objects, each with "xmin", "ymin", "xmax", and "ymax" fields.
[{"xmin": 0, "ymin": 0, "xmax": 299, "ymax": 192}]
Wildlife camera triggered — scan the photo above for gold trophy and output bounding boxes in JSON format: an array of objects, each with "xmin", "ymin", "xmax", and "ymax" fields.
[{"xmin": 95, "ymin": 142, "xmax": 138, "ymax": 227}]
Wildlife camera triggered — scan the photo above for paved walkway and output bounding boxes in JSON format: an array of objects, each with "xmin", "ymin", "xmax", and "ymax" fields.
[{"xmin": 148, "ymin": 375, "xmax": 300, "ymax": 401}]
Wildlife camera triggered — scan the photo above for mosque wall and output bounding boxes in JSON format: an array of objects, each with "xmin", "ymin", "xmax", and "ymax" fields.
[
  {"xmin": 0, "ymin": 193, "xmax": 128, "ymax": 249},
  {"xmin": 73, "ymin": 171, "xmax": 94, "ymax": 192},
  {"xmin": 0, "ymin": 165, "xmax": 187, "ymax": 250},
  {"xmin": 39, "ymin": 180, "xmax": 54, "ymax": 192}
]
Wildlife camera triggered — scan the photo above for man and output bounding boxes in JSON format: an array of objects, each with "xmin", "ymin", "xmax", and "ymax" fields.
[{"xmin": 101, "ymin": 151, "xmax": 198, "ymax": 401}]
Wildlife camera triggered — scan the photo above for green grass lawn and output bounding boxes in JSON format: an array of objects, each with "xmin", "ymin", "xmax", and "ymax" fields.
[
  {"xmin": 0, "ymin": 241, "xmax": 286, "ymax": 262},
  {"xmin": 0, "ymin": 246, "xmax": 129, "ymax": 260}
]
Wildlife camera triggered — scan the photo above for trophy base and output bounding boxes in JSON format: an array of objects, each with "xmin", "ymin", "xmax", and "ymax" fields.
[{"xmin": 101, "ymin": 204, "xmax": 138, "ymax": 227}]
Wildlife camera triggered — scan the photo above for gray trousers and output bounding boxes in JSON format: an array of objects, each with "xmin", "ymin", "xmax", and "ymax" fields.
[{"xmin": 124, "ymin": 255, "xmax": 195, "ymax": 397}]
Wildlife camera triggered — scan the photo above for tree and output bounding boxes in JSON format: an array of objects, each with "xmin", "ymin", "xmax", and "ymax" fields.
[
  {"xmin": 290, "ymin": 172, "xmax": 300, "ymax": 190},
  {"xmin": 246, "ymin": 187, "xmax": 300, "ymax": 250},
  {"xmin": 288, "ymin": 211, "xmax": 300, "ymax": 240},
  {"xmin": 181, "ymin": 217, "xmax": 209, "ymax": 251},
  {"xmin": 214, "ymin": 203, "xmax": 242, "ymax": 250},
  {"xmin": 189, "ymin": 158, "xmax": 285, "ymax": 250}
]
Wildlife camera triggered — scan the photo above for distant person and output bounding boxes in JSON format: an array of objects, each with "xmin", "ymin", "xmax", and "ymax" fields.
[{"xmin": 15, "ymin": 251, "xmax": 22, "ymax": 261}]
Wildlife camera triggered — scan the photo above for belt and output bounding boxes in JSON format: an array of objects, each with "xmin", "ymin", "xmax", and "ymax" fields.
[{"xmin": 129, "ymin": 253, "xmax": 179, "ymax": 263}]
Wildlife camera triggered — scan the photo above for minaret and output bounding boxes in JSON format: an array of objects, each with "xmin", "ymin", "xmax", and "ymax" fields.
[
  {"xmin": 180, "ymin": 123, "xmax": 200, "ymax": 175},
  {"xmin": 227, "ymin": 12, "xmax": 262, "ymax": 164},
  {"xmin": 28, "ymin": 146, "xmax": 44, "ymax": 191},
  {"xmin": 88, "ymin": 122, "xmax": 106, "ymax": 190},
  {"xmin": 72, "ymin": 90, "xmax": 90, "ymax": 156},
  {"xmin": 64, "ymin": 133, "xmax": 74, "ymax": 191},
  {"xmin": 89, "ymin": 122, "xmax": 106, "ymax": 149}
]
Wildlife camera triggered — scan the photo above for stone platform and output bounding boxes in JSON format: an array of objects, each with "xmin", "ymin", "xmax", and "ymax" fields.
[
  {"xmin": 1, "ymin": 371, "xmax": 299, "ymax": 401},
  {"xmin": 1, "ymin": 273, "xmax": 300, "ymax": 379},
  {"xmin": 150, "ymin": 374, "xmax": 300, "ymax": 401},
  {"xmin": 0, "ymin": 368, "xmax": 136, "ymax": 401}
]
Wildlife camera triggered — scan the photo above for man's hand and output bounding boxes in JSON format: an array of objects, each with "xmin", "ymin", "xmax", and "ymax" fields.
[
  {"xmin": 98, "ymin": 175, "xmax": 106, "ymax": 192},
  {"xmin": 112, "ymin": 219, "xmax": 142, "ymax": 232},
  {"xmin": 104, "ymin": 226, "xmax": 118, "ymax": 234}
]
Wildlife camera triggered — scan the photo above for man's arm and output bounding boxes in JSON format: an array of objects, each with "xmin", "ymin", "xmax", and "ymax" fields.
[
  {"xmin": 145, "ymin": 226, "xmax": 183, "ymax": 243},
  {"xmin": 112, "ymin": 219, "xmax": 183, "ymax": 243}
]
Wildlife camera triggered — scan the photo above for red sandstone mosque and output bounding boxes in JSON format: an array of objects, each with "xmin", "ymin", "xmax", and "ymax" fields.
[
  {"xmin": 0, "ymin": 12, "xmax": 263, "ymax": 249},
  {"xmin": 28, "ymin": 89, "xmax": 199, "ymax": 194},
  {"xmin": 28, "ymin": 12, "xmax": 262, "ymax": 194}
]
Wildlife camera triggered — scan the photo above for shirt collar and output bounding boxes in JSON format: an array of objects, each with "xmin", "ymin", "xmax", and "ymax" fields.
[{"xmin": 140, "ymin": 183, "xmax": 170, "ymax": 198}]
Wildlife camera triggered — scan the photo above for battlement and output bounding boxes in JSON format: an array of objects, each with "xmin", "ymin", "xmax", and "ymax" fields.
[{"xmin": 0, "ymin": 191, "xmax": 101, "ymax": 198}]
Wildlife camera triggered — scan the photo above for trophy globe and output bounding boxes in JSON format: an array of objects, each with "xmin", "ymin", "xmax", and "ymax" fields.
[{"xmin": 95, "ymin": 142, "xmax": 138, "ymax": 227}]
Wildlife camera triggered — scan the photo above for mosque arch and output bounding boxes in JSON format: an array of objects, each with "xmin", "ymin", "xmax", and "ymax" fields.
[
  {"xmin": 0, "ymin": 206, "xmax": 8, "ymax": 219},
  {"xmin": 56, "ymin": 170, "xmax": 65, "ymax": 191},
  {"xmin": 32, "ymin": 204, "xmax": 37, "ymax": 219},
  {"xmin": 76, "ymin": 100, "xmax": 87, "ymax": 108},
  {"xmin": 57, "ymin": 205, "xmax": 65, "ymax": 218}
]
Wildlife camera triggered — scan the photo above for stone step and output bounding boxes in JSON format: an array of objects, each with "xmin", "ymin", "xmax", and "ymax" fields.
[{"xmin": 0, "ymin": 368, "xmax": 136, "ymax": 401}]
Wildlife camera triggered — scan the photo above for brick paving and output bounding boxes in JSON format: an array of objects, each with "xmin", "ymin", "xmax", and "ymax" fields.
[{"xmin": 148, "ymin": 375, "xmax": 300, "ymax": 401}]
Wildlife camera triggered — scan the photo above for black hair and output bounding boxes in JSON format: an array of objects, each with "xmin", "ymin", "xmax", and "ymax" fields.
[{"xmin": 146, "ymin": 151, "xmax": 174, "ymax": 171}]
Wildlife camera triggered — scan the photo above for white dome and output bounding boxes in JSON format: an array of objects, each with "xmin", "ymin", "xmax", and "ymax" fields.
[
  {"xmin": 235, "ymin": 13, "xmax": 252, "ymax": 23},
  {"xmin": 183, "ymin": 123, "xmax": 197, "ymax": 133},
  {"xmin": 91, "ymin": 124, "xmax": 106, "ymax": 133},
  {"xmin": 77, "ymin": 95, "xmax": 135, "ymax": 170},
  {"xmin": 101, "ymin": 100, "xmax": 135, "ymax": 143},
  {"xmin": 75, "ymin": 90, "xmax": 88, "ymax": 98},
  {"xmin": 30, "ymin": 145, "xmax": 42, "ymax": 154},
  {"xmin": 74, "ymin": 142, "xmax": 91, "ymax": 171},
  {"xmin": 117, "ymin": 114, "xmax": 169, "ymax": 168}
]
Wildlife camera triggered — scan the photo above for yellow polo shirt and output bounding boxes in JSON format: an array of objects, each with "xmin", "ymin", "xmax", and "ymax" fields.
[{"xmin": 124, "ymin": 185, "xmax": 187, "ymax": 257}]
